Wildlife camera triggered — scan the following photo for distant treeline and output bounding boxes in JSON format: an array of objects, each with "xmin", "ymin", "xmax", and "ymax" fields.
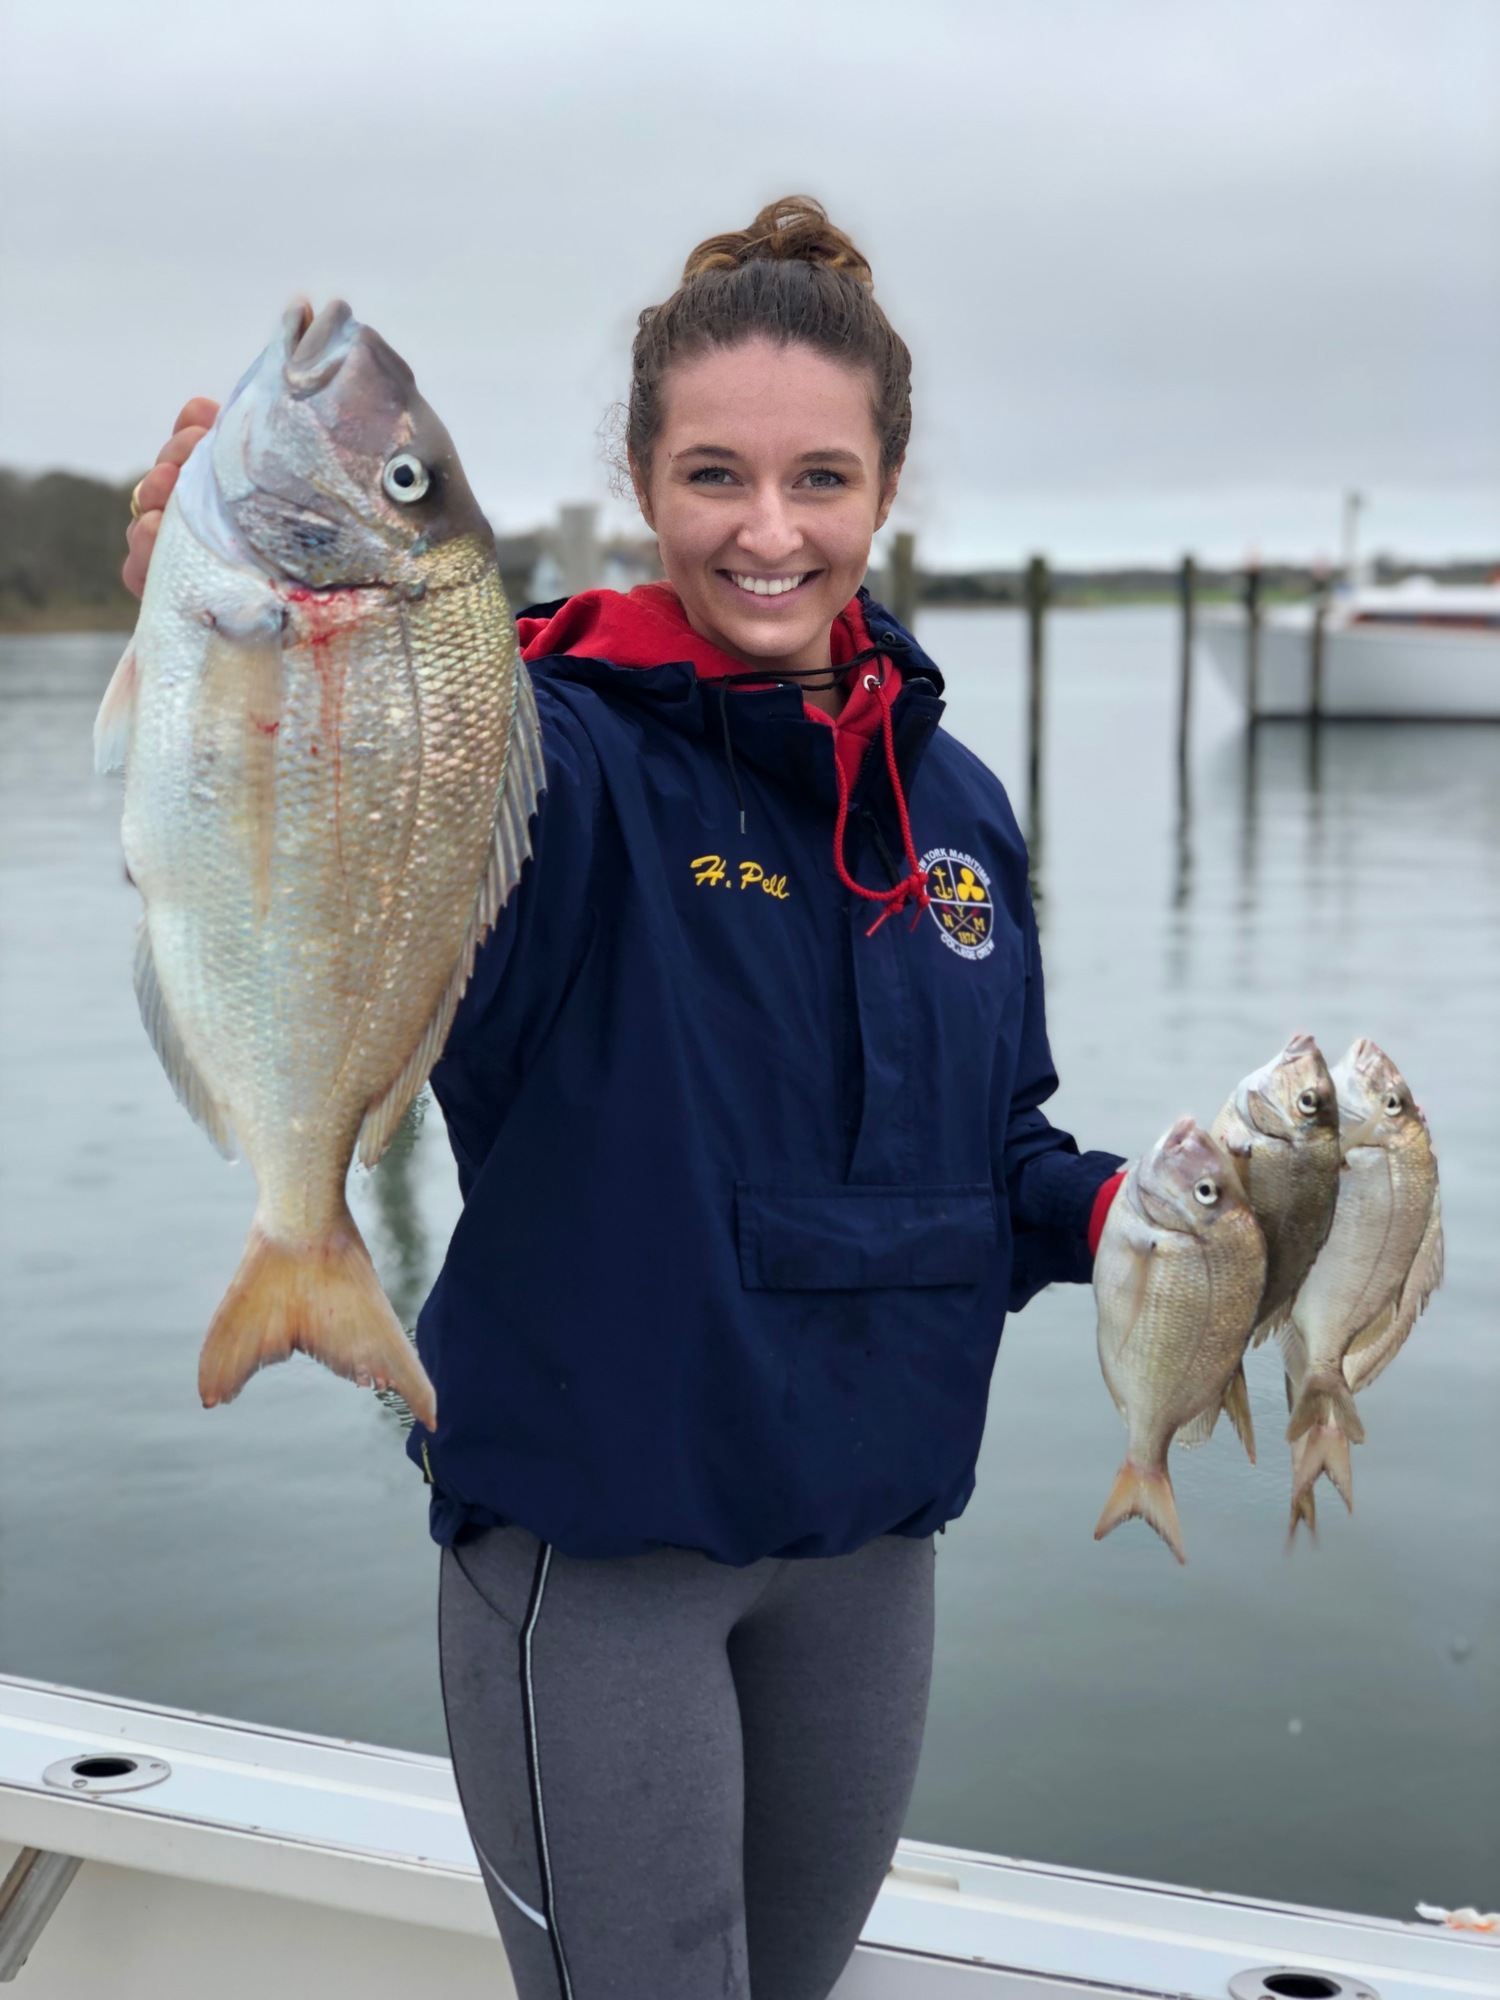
[
  {"xmin": 0, "ymin": 466, "xmax": 1493, "ymax": 631},
  {"xmin": 0, "ymin": 469, "xmax": 142, "ymax": 630},
  {"xmin": 918, "ymin": 557, "xmax": 1499, "ymax": 607}
]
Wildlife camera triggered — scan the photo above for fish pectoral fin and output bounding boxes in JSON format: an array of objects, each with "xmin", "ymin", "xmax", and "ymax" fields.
[
  {"xmin": 94, "ymin": 640, "xmax": 138, "ymax": 774},
  {"xmin": 1341, "ymin": 1299, "xmax": 1396, "ymax": 1387},
  {"xmin": 203, "ymin": 601, "xmax": 285, "ymax": 645},
  {"xmin": 1343, "ymin": 1187, "xmax": 1443, "ymax": 1396},
  {"xmin": 134, "ymin": 921, "xmax": 236, "ymax": 1158},
  {"xmin": 356, "ymin": 665, "xmax": 546, "ymax": 1169}
]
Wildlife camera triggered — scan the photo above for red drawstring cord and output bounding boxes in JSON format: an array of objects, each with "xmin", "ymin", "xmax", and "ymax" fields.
[{"xmin": 831, "ymin": 669, "xmax": 932, "ymax": 937}]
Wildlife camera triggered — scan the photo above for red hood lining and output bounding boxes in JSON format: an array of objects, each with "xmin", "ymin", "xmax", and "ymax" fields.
[{"xmin": 517, "ymin": 583, "xmax": 901, "ymax": 790}]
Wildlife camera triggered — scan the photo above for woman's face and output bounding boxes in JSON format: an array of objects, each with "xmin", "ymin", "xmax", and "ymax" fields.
[{"xmin": 633, "ymin": 336, "xmax": 899, "ymax": 682}]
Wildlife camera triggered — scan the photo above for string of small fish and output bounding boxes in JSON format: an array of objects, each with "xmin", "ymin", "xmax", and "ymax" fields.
[{"xmin": 1092, "ymin": 1034, "xmax": 1442, "ymax": 1564}]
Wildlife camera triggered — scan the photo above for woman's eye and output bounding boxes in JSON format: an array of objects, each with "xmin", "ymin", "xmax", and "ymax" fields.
[
  {"xmin": 687, "ymin": 467, "xmax": 736, "ymax": 486},
  {"xmin": 801, "ymin": 468, "xmax": 847, "ymax": 489}
]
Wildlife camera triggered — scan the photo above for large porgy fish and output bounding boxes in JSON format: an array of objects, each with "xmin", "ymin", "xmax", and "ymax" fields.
[
  {"xmin": 94, "ymin": 301, "xmax": 543, "ymax": 1426},
  {"xmin": 1279, "ymin": 1039, "xmax": 1442, "ymax": 1512},
  {"xmin": 1210, "ymin": 1032, "xmax": 1341, "ymax": 1337},
  {"xmin": 1093, "ymin": 1118, "xmax": 1266, "ymax": 1563}
]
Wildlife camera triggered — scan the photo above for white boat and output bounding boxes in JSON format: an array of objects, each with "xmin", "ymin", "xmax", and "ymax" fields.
[
  {"xmin": 1199, "ymin": 577, "xmax": 1500, "ymax": 719},
  {"xmin": 0, "ymin": 1674, "xmax": 1493, "ymax": 1998}
]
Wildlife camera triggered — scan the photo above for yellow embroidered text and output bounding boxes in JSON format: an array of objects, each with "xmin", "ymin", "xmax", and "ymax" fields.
[{"xmin": 691, "ymin": 856, "xmax": 791, "ymax": 900}]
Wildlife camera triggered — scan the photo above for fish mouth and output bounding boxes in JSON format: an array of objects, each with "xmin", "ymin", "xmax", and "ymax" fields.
[
  {"xmin": 281, "ymin": 297, "xmax": 358, "ymax": 395},
  {"xmin": 1345, "ymin": 1036, "xmax": 1386, "ymax": 1076}
]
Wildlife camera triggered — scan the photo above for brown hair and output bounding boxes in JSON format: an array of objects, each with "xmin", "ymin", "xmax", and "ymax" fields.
[{"xmin": 627, "ymin": 195, "xmax": 911, "ymax": 485}]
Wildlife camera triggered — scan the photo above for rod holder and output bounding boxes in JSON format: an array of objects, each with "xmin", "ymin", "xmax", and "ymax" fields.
[{"xmin": 1228, "ymin": 1969, "xmax": 1380, "ymax": 2000}]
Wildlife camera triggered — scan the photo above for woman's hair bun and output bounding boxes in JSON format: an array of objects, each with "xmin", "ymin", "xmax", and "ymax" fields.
[
  {"xmin": 682, "ymin": 195, "xmax": 875, "ymax": 289},
  {"xmin": 629, "ymin": 192, "xmax": 910, "ymax": 482}
]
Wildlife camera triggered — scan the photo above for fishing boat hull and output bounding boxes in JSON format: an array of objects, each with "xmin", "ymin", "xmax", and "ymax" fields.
[{"xmin": 1200, "ymin": 606, "xmax": 1500, "ymax": 719}]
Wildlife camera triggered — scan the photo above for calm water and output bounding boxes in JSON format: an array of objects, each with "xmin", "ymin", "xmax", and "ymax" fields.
[{"xmin": 1, "ymin": 613, "xmax": 1496, "ymax": 1921}]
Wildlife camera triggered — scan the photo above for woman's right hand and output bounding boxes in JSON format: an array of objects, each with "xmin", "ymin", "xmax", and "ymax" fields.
[{"xmin": 122, "ymin": 397, "xmax": 220, "ymax": 599}]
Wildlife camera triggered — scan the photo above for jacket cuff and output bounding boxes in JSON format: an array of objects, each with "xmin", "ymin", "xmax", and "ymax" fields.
[{"xmin": 1087, "ymin": 1171, "xmax": 1127, "ymax": 1257}]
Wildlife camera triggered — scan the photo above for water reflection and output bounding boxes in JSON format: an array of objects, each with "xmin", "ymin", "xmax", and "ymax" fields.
[
  {"xmin": 3, "ymin": 623, "xmax": 1496, "ymax": 1922},
  {"xmin": 370, "ymin": 1096, "xmax": 430, "ymax": 1334},
  {"xmin": 912, "ymin": 611, "xmax": 1500, "ymax": 1921}
]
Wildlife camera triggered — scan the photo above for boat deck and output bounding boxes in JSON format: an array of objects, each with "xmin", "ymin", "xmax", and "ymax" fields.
[{"xmin": 0, "ymin": 1676, "xmax": 1492, "ymax": 1998}]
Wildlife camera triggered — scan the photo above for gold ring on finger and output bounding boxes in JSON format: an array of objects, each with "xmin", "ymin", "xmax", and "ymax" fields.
[{"xmin": 129, "ymin": 477, "xmax": 148, "ymax": 522}]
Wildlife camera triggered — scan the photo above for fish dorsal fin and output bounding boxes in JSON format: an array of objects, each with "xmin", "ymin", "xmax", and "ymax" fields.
[
  {"xmin": 94, "ymin": 640, "xmax": 138, "ymax": 774},
  {"xmin": 134, "ymin": 921, "xmax": 236, "ymax": 1158},
  {"xmin": 356, "ymin": 666, "xmax": 545, "ymax": 1169}
]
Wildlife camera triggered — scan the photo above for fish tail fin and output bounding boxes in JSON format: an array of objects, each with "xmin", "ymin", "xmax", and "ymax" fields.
[
  {"xmin": 1094, "ymin": 1460, "xmax": 1186, "ymax": 1565},
  {"xmin": 1290, "ymin": 1423, "xmax": 1354, "ymax": 1514},
  {"xmin": 199, "ymin": 1211, "xmax": 436, "ymax": 1428},
  {"xmin": 1286, "ymin": 1368, "xmax": 1365, "ymax": 1447},
  {"xmin": 1286, "ymin": 1477, "xmax": 1319, "ymax": 1550}
]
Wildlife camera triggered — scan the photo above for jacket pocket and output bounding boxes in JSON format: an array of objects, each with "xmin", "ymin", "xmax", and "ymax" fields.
[{"xmin": 735, "ymin": 1182, "xmax": 996, "ymax": 1290}]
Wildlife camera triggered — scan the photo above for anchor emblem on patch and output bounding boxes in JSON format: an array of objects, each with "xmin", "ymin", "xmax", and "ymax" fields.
[{"xmin": 919, "ymin": 848, "xmax": 995, "ymax": 960}]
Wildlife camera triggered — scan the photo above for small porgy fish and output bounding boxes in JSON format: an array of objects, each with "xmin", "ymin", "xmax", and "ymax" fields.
[
  {"xmin": 1211, "ymin": 1032, "xmax": 1340, "ymax": 1342},
  {"xmin": 1093, "ymin": 1118, "xmax": 1267, "ymax": 1564},
  {"xmin": 1280, "ymin": 1039, "xmax": 1442, "ymax": 1513},
  {"xmin": 95, "ymin": 301, "xmax": 544, "ymax": 1425}
]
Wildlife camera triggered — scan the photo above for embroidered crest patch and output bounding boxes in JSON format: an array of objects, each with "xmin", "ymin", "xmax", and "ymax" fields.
[{"xmin": 919, "ymin": 849, "xmax": 995, "ymax": 960}]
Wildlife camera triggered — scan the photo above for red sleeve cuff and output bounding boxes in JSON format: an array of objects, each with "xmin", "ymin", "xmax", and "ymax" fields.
[{"xmin": 1087, "ymin": 1171, "xmax": 1127, "ymax": 1257}]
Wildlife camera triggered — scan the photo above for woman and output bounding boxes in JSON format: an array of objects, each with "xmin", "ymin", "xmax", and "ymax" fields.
[{"xmin": 125, "ymin": 197, "xmax": 1125, "ymax": 2000}]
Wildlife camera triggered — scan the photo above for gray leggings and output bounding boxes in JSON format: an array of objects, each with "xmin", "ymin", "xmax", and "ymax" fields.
[{"xmin": 438, "ymin": 1526, "xmax": 935, "ymax": 2000}]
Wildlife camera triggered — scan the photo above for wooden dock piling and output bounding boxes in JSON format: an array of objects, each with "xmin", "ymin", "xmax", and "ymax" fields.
[
  {"xmin": 888, "ymin": 531, "xmax": 918, "ymax": 629},
  {"xmin": 1309, "ymin": 566, "xmax": 1328, "ymax": 718},
  {"xmin": 1024, "ymin": 554, "xmax": 1048, "ymax": 856},
  {"xmin": 1243, "ymin": 560, "xmax": 1262, "ymax": 722},
  {"xmin": 1176, "ymin": 554, "xmax": 1195, "ymax": 777}
]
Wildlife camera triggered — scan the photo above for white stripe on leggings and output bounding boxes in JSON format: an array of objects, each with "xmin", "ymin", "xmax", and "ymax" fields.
[
  {"xmin": 476, "ymin": 1845, "xmax": 549, "ymax": 1931},
  {"xmin": 522, "ymin": 1542, "xmax": 575, "ymax": 1999}
]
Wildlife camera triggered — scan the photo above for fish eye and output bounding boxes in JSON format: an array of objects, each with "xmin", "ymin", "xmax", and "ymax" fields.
[
  {"xmin": 1193, "ymin": 1179, "xmax": 1219, "ymax": 1206},
  {"xmin": 1384, "ymin": 1091, "xmax": 1404, "ymax": 1116},
  {"xmin": 382, "ymin": 453, "xmax": 430, "ymax": 504},
  {"xmin": 1296, "ymin": 1088, "xmax": 1319, "ymax": 1115}
]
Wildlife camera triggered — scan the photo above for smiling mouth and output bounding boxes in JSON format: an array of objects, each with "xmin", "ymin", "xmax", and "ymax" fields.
[{"xmin": 723, "ymin": 570, "xmax": 817, "ymax": 598}]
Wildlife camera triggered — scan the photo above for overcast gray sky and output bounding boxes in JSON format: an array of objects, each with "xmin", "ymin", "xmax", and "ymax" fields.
[{"xmin": 2, "ymin": 0, "xmax": 1496, "ymax": 564}]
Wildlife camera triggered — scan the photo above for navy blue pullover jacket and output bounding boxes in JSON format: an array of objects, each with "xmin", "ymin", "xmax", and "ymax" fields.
[{"xmin": 407, "ymin": 593, "xmax": 1123, "ymax": 1562}]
